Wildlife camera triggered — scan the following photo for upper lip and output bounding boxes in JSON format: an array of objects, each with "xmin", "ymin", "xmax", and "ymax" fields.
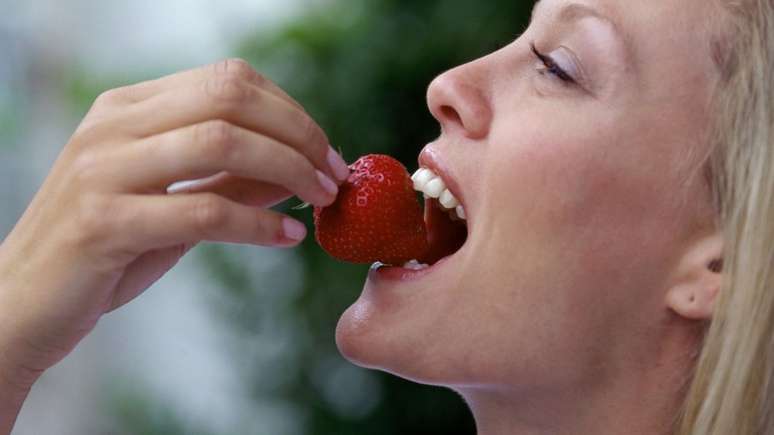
[{"xmin": 417, "ymin": 145, "xmax": 468, "ymax": 218}]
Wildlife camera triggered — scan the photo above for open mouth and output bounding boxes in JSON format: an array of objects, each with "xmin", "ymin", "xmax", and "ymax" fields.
[
  {"xmin": 413, "ymin": 165, "xmax": 469, "ymax": 265},
  {"xmin": 369, "ymin": 165, "xmax": 469, "ymax": 282},
  {"xmin": 417, "ymin": 195, "xmax": 468, "ymax": 266},
  {"xmin": 388, "ymin": 166, "xmax": 469, "ymax": 273}
]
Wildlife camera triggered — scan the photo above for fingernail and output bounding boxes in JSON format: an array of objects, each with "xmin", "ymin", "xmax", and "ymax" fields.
[
  {"xmin": 327, "ymin": 148, "xmax": 350, "ymax": 182},
  {"xmin": 282, "ymin": 218, "xmax": 307, "ymax": 242},
  {"xmin": 317, "ymin": 170, "xmax": 339, "ymax": 196}
]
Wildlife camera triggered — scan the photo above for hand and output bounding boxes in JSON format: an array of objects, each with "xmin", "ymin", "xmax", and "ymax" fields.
[{"xmin": 0, "ymin": 59, "xmax": 349, "ymax": 392}]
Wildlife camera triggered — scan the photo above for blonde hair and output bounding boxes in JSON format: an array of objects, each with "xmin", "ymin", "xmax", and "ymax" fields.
[{"xmin": 677, "ymin": 0, "xmax": 774, "ymax": 434}]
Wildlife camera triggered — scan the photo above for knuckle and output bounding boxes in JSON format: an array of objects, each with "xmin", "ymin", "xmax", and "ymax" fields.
[
  {"xmin": 252, "ymin": 71, "xmax": 267, "ymax": 87},
  {"xmin": 66, "ymin": 122, "xmax": 102, "ymax": 152},
  {"xmin": 94, "ymin": 87, "xmax": 126, "ymax": 107},
  {"xmin": 195, "ymin": 121, "xmax": 240, "ymax": 162},
  {"xmin": 191, "ymin": 194, "xmax": 228, "ymax": 236},
  {"xmin": 214, "ymin": 58, "xmax": 257, "ymax": 82},
  {"xmin": 204, "ymin": 74, "xmax": 252, "ymax": 106},
  {"xmin": 197, "ymin": 120, "xmax": 233, "ymax": 147},
  {"xmin": 297, "ymin": 112, "xmax": 327, "ymax": 150}
]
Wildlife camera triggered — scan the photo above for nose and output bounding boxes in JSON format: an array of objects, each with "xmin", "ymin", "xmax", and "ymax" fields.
[{"xmin": 426, "ymin": 62, "xmax": 492, "ymax": 140}]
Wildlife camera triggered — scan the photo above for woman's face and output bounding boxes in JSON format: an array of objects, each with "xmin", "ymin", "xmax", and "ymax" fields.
[{"xmin": 336, "ymin": 0, "xmax": 723, "ymax": 391}]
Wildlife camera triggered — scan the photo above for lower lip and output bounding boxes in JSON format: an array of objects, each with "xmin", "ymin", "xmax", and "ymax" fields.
[{"xmin": 367, "ymin": 254, "xmax": 456, "ymax": 283}]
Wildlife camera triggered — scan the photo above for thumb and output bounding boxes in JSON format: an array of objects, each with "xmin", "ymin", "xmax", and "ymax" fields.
[{"xmin": 107, "ymin": 243, "xmax": 196, "ymax": 312}]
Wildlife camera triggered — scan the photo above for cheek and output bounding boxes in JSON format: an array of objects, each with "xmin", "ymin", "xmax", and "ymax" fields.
[
  {"xmin": 482, "ymin": 123, "xmax": 681, "ymax": 273},
  {"xmin": 469, "ymin": 127, "xmax": 685, "ymax": 361}
]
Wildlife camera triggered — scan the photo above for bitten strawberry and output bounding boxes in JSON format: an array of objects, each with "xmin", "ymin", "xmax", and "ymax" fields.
[{"xmin": 313, "ymin": 154, "xmax": 428, "ymax": 264}]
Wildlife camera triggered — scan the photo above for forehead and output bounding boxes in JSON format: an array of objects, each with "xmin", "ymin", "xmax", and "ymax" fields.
[
  {"xmin": 533, "ymin": 0, "xmax": 724, "ymax": 79},
  {"xmin": 533, "ymin": 0, "xmax": 721, "ymax": 29}
]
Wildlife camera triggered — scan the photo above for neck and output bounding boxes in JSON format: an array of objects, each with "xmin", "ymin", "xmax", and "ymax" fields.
[
  {"xmin": 461, "ymin": 381, "xmax": 681, "ymax": 435},
  {"xmin": 458, "ymin": 318, "xmax": 701, "ymax": 435}
]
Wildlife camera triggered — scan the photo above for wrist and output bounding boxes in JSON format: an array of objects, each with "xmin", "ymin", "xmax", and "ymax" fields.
[
  {"xmin": 0, "ymin": 326, "xmax": 44, "ymax": 398},
  {"xmin": 0, "ymin": 349, "xmax": 43, "ymax": 394},
  {"xmin": 0, "ymin": 339, "xmax": 38, "ymax": 435},
  {"xmin": 0, "ymin": 256, "xmax": 44, "ymax": 394},
  {"xmin": 0, "ymin": 379, "xmax": 32, "ymax": 435}
]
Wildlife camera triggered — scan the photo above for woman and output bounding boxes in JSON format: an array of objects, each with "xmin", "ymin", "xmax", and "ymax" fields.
[{"xmin": 0, "ymin": 0, "xmax": 771, "ymax": 433}]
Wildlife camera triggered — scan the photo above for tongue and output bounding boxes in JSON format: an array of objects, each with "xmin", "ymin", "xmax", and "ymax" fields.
[{"xmin": 418, "ymin": 199, "xmax": 467, "ymax": 265}]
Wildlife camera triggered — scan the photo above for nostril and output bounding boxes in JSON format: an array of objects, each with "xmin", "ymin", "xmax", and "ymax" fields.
[{"xmin": 440, "ymin": 105, "xmax": 463, "ymax": 127}]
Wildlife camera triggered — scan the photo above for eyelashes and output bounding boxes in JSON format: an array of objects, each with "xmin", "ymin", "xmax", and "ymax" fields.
[{"xmin": 530, "ymin": 43, "xmax": 577, "ymax": 85}]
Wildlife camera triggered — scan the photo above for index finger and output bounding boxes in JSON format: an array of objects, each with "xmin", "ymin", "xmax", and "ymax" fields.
[{"xmin": 110, "ymin": 59, "xmax": 305, "ymax": 112}]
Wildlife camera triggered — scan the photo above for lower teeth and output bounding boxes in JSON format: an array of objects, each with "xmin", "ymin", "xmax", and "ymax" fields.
[{"xmin": 403, "ymin": 259, "xmax": 430, "ymax": 270}]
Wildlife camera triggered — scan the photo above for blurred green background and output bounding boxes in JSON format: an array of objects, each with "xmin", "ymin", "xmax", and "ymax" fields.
[{"xmin": 0, "ymin": 0, "xmax": 532, "ymax": 433}]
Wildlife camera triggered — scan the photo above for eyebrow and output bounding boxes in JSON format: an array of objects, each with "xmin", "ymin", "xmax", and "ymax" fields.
[
  {"xmin": 532, "ymin": 0, "xmax": 615, "ymax": 26},
  {"xmin": 531, "ymin": 0, "xmax": 634, "ymax": 64}
]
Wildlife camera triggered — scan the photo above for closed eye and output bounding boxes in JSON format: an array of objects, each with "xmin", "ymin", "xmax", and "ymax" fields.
[{"xmin": 531, "ymin": 43, "xmax": 576, "ymax": 85}]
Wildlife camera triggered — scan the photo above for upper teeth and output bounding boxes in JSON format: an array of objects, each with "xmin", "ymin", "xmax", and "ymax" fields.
[
  {"xmin": 411, "ymin": 167, "xmax": 467, "ymax": 221},
  {"xmin": 439, "ymin": 189, "xmax": 459, "ymax": 209}
]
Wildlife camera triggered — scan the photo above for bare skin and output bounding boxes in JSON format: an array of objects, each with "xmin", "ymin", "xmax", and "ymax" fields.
[
  {"xmin": 336, "ymin": 1, "xmax": 726, "ymax": 434},
  {"xmin": 0, "ymin": 58, "xmax": 350, "ymax": 433}
]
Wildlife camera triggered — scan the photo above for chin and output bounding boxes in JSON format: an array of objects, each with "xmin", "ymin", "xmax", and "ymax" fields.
[
  {"xmin": 335, "ymin": 297, "xmax": 384, "ymax": 369},
  {"xmin": 334, "ymin": 266, "xmax": 473, "ymax": 387},
  {"xmin": 335, "ymin": 301, "xmax": 443, "ymax": 385}
]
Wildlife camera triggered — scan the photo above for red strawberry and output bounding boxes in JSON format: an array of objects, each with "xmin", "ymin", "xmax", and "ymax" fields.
[{"xmin": 313, "ymin": 154, "xmax": 428, "ymax": 264}]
